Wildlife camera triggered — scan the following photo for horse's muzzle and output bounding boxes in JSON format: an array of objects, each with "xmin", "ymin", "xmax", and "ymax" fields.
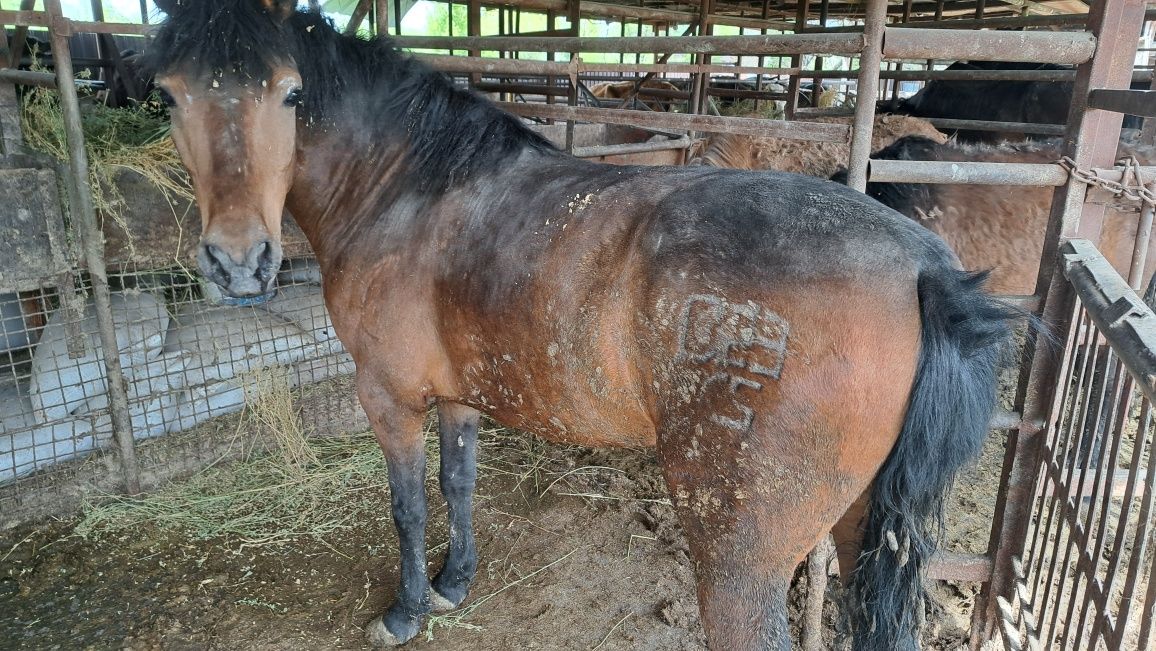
[{"xmin": 197, "ymin": 237, "xmax": 282, "ymax": 299}]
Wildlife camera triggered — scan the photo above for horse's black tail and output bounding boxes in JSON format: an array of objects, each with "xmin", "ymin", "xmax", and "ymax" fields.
[{"xmin": 849, "ymin": 266, "xmax": 1018, "ymax": 651}]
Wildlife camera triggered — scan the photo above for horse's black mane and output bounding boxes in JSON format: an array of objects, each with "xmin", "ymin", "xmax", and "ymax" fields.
[{"xmin": 143, "ymin": 0, "xmax": 556, "ymax": 194}]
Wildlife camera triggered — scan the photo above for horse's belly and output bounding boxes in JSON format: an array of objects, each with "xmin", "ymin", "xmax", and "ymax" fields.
[{"xmin": 462, "ymin": 386, "xmax": 656, "ymax": 449}]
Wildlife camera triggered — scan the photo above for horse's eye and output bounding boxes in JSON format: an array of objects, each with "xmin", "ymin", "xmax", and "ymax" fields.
[
  {"xmin": 157, "ymin": 88, "xmax": 177, "ymax": 107},
  {"xmin": 284, "ymin": 88, "xmax": 303, "ymax": 107}
]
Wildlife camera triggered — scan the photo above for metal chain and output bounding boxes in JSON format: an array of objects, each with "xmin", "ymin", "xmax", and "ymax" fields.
[{"xmin": 1059, "ymin": 155, "xmax": 1156, "ymax": 208}]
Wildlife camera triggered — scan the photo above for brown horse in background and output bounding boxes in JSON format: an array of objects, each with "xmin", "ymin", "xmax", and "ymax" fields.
[
  {"xmin": 832, "ymin": 136, "xmax": 1156, "ymax": 296},
  {"xmin": 144, "ymin": 1, "xmax": 1016, "ymax": 649}
]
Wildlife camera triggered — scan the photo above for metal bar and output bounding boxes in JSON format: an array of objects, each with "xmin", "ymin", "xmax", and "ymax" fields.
[
  {"xmin": 343, "ymin": 0, "xmax": 372, "ymax": 35},
  {"xmin": 564, "ymin": 0, "xmax": 578, "ymax": 153},
  {"xmin": 785, "ymin": 0, "xmax": 809, "ymax": 120},
  {"xmin": 881, "ymin": 27, "xmax": 1097, "ymax": 65},
  {"xmin": 810, "ymin": 69, "xmax": 1154, "ymax": 83},
  {"xmin": 1120, "ymin": 401, "xmax": 1156, "ymax": 647},
  {"xmin": 1087, "ymin": 166, "xmax": 1156, "ymax": 183},
  {"xmin": 1127, "ymin": 184, "xmax": 1156, "ymax": 289},
  {"xmin": 376, "ymin": 0, "xmax": 389, "ymax": 35},
  {"xmin": 1041, "ymin": 467, "xmax": 1147, "ymax": 501},
  {"xmin": 475, "ymin": 0, "xmax": 795, "ymax": 31},
  {"xmin": 802, "ymin": 9, "xmax": 1156, "ymax": 32},
  {"xmin": 1033, "ymin": 302, "xmax": 1101, "ymax": 647},
  {"xmin": 1073, "ymin": 363, "xmax": 1132, "ymax": 646},
  {"xmin": 571, "ymin": 137, "xmax": 692, "ymax": 158},
  {"xmin": 1063, "ymin": 239, "xmax": 1156, "ymax": 405},
  {"xmin": 42, "ymin": 0, "xmax": 140, "ymax": 494},
  {"xmin": 812, "ymin": 0, "xmax": 829, "ymax": 114},
  {"xmin": 845, "ymin": 0, "xmax": 885, "ymax": 192},
  {"xmin": 1092, "ymin": 378, "xmax": 1149, "ymax": 646},
  {"xmin": 393, "ymin": 33, "xmax": 866, "ymax": 55},
  {"xmin": 1024, "ymin": 305, "xmax": 1087, "ymax": 612},
  {"xmin": 867, "ymin": 160, "xmax": 1068, "ymax": 186},
  {"xmin": 1142, "ymin": 70, "xmax": 1156, "ymax": 145},
  {"xmin": 497, "ymin": 101, "xmax": 852, "ymax": 142},
  {"xmin": 1088, "ymin": 89, "xmax": 1156, "ymax": 118},
  {"xmin": 922, "ymin": 118, "xmax": 1066, "ymax": 136}
]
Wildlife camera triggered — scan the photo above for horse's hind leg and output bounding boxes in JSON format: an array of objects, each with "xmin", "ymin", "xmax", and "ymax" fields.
[
  {"xmin": 430, "ymin": 402, "xmax": 480, "ymax": 611},
  {"xmin": 358, "ymin": 381, "xmax": 432, "ymax": 647},
  {"xmin": 657, "ymin": 420, "xmax": 854, "ymax": 651}
]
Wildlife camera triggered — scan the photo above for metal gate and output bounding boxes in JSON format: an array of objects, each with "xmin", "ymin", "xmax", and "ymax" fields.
[{"xmin": 996, "ymin": 239, "xmax": 1156, "ymax": 650}]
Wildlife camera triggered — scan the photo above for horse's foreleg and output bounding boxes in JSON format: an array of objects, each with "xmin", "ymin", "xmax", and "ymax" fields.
[
  {"xmin": 359, "ymin": 382, "xmax": 431, "ymax": 648},
  {"xmin": 430, "ymin": 402, "xmax": 480, "ymax": 611}
]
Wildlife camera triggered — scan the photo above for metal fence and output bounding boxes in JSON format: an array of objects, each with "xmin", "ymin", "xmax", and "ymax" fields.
[{"xmin": 998, "ymin": 238, "xmax": 1156, "ymax": 651}]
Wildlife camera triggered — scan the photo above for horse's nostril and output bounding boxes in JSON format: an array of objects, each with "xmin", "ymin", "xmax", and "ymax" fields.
[
  {"xmin": 204, "ymin": 244, "xmax": 232, "ymax": 283},
  {"xmin": 254, "ymin": 240, "xmax": 276, "ymax": 280}
]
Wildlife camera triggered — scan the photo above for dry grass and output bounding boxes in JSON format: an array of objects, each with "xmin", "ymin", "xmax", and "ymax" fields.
[
  {"xmin": 68, "ymin": 370, "xmax": 601, "ymax": 552},
  {"xmin": 19, "ymin": 62, "xmax": 193, "ymax": 258},
  {"xmin": 718, "ymin": 98, "xmax": 784, "ymax": 120},
  {"xmin": 73, "ymin": 369, "xmax": 389, "ymax": 546}
]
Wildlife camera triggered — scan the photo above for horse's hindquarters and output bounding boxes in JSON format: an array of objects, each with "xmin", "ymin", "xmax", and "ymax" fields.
[{"xmin": 652, "ymin": 281, "xmax": 922, "ymax": 650}]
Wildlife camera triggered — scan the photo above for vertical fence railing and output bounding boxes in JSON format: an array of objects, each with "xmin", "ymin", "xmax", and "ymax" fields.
[
  {"xmin": 999, "ymin": 238, "xmax": 1156, "ymax": 651},
  {"xmin": 975, "ymin": 0, "xmax": 1150, "ymax": 645}
]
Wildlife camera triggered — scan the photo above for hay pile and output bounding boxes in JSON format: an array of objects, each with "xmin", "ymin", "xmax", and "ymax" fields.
[{"xmin": 19, "ymin": 76, "xmax": 193, "ymax": 256}]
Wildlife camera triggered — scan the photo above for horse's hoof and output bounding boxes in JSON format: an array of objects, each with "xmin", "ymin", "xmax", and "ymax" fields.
[
  {"xmin": 429, "ymin": 588, "xmax": 458, "ymax": 613},
  {"xmin": 365, "ymin": 616, "xmax": 406, "ymax": 648}
]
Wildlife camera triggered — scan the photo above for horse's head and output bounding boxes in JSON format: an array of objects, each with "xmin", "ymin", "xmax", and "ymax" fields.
[{"xmin": 148, "ymin": 0, "xmax": 304, "ymax": 298}]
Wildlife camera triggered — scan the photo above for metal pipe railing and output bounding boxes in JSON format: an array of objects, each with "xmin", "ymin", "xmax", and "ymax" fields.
[
  {"xmin": 845, "ymin": 0, "xmax": 885, "ymax": 192},
  {"xmin": 867, "ymin": 160, "xmax": 1069, "ymax": 186},
  {"xmin": 882, "ymin": 27, "xmax": 1097, "ymax": 65},
  {"xmin": 497, "ymin": 101, "xmax": 851, "ymax": 141},
  {"xmin": 393, "ymin": 32, "xmax": 867, "ymax": 55}
]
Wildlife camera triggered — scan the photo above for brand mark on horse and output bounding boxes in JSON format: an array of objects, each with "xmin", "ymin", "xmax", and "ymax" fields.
[{"xmin": 676, "ymin": 294, "xmax": 790, "ymax": 430}]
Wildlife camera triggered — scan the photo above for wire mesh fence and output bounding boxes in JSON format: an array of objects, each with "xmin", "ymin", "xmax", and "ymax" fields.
[{"xmin": 0, "ymin": 254, "xmax": 360, "ymax": 526}]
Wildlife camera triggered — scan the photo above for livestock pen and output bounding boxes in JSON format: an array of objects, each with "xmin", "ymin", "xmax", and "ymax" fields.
[{"xmin": 1, "ymin": 0, "xmax": 1154, "ymax": 649}]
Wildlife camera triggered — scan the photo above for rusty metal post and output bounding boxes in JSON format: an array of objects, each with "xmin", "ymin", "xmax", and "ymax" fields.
[
  {"xmin": 343, "ymin": 0, "xmax": 372, "ymax": 35},
  {"xmin": 467, "ymin": 0, "xmax": 481, "ymax": 86},
  {"xmin": 973, "ymin": 0, "xmax": 1151, "ymax": 646},
  {"xmin": 375, "ymin": 0, "xmax": 389, "ymax": 35},
  {"xmin": 1128, "ymin": 183, "xmax": 1156, "ymax": 289},
  {"xmin": 785, "ymin": 0, "xmax": 809, "ymax": 120},
  {"xmin": 690, "ymin": 0, "xmax": 715, "ymax": 121},
  {"xmin": 845, "ymin": 0, "xmax": 885, "ymax": 192},
  {"xmin": 1142, "ymin": 68, "xmax": 1156, "ymax": 145},
  {"xmin": 44, "ymin": 0, "xmax": 140, "ymax": 494},
  {"xmin": 564, "ymin": 0, "xmax": 579, "ymax": 153}
]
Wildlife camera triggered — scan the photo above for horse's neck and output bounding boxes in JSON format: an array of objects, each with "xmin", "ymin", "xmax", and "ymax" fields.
[
  {"xmin": 284, "ymin": 123, "xmax": 405, "ymax": 264},
  {"xmin": 285, "ymin": 118, "xmax": 545, "ymax": 274}
]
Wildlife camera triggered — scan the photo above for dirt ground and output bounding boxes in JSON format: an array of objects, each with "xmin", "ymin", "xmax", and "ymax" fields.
[{"xmin": 0, "ymin": 396, "xmax": 999, "ymax": 651}]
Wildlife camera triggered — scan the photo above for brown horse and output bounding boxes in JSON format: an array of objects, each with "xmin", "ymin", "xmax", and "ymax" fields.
[
  {"xmin": 144, "ymin": 2, "xmax": 1016, "ymax": 649},
  {"xmin": 831, "ymin": 135, "xmax": 1156, "ymax": 296}
]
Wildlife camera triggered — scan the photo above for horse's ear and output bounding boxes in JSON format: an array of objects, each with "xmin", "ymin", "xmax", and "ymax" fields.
[{"xmin": 258, "ymin": 0, "xmax": 298, "ymax": 22}]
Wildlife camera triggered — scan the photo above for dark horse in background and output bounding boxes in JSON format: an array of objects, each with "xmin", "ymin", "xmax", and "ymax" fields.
[
  {"xmin": 881, "ymin": 60, "xmax": 1147, "ymax": 143},
  {"xmin": 144, "ymin": 1, "xmax": 1016, "ymax": 649}
]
